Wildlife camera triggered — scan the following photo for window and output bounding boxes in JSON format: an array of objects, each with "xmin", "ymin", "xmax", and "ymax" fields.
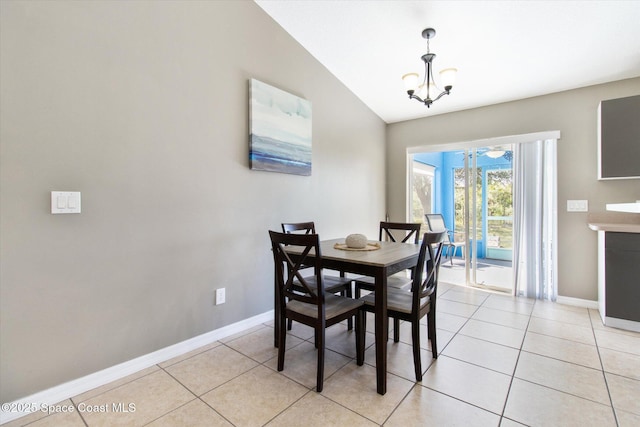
[{"xmin": 411, "ymin": 161, "xmax": 434, "ymax": 233}]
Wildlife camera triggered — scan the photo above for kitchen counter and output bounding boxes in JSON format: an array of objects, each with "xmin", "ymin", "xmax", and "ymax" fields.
[
  {"xmin": 588, "ymin": 212, "xmax": 640, "ymax": 233},
  {"xmin": 588, "ymin": 211, "xmax": 640, "ymax": 332}
]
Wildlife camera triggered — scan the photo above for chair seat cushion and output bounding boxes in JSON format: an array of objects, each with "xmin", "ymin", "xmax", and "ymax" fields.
[
  {"xmin": 361, "ymin": 288, "xmax": 429, "ymax": 315},
  {"xmin": 288, "ymin": 293, "xmax": 364, "ymax": 320},
  {"xmin": 294, "ymin": 275, "xmax": 351, "ymax": 293},
  {"xmin": 353, "ymin": 274, "xmax": 411, "ymax": 290}
]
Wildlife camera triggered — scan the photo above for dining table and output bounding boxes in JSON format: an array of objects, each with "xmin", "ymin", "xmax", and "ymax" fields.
[{"xmin": 280, "ymin": 237, "xmax": 422, "ymax": 395}]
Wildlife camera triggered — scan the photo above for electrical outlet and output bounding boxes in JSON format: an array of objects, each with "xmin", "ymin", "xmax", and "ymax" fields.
[{"xmin": 215, "ymin": 288, "xmax": 226, "ymax": 305}]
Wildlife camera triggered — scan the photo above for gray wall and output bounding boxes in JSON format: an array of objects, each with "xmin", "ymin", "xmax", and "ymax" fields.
[
  {"xmin": 0, "ymin": 1, "xmax": 386, "ymax": 402},
  {"xmin": 387, "ymin": 78, "xmax": 640, "ymax": 302}
]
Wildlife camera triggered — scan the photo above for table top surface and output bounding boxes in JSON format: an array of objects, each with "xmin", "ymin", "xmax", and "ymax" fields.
[{"xmin": 286, "ymin": 238, "xmax": 421, "ymax": 268}]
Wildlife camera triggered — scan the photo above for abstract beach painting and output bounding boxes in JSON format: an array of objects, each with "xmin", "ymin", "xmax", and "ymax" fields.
[{"xmin": 250, "ymin": 79, "xmax": 312, "ymax": 176}]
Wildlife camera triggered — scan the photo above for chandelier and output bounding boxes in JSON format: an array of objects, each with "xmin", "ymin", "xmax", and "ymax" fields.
[{"xmin": 402, "ymin": 28, "xmax": 457, "ymax": 108}]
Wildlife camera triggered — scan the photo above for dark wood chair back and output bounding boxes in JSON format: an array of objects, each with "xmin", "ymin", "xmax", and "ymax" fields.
[
  {"xmin": 279, "ymin": 221, "xmax": 353, "ymax": 330},
  {"xmin": 270, "ymin": 230, "xmax": 324, "ymax": 311},
  {"xmin": 353, "ymin": 221, "xmax": 423, "ymax": 299},
  {"xmin": 282, "ymin": 222, "xmax": 316, "ymax": 234},
  {"xmin": 412, "ymin": 230, "xmax": 447, "ymax": 310},
  {"xmin": 379, "ymin": 221, "xmax": 422, "ymax": 243}
]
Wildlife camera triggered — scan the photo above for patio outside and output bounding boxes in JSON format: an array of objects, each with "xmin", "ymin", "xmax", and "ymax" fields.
[{"xmin": 412, "ymin": 147, "xmax": 514, "ymax": 293}]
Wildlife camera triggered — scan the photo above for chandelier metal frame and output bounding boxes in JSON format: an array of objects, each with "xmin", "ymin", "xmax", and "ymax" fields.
[{"xmin": 402, "ymin": 28, "xmax": 456, "ymax": 108}]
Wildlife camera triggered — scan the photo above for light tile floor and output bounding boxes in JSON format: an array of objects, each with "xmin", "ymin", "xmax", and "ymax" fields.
[{"xmin": 5, "ymin": 283, "xmax": 640, "ymax": 426}]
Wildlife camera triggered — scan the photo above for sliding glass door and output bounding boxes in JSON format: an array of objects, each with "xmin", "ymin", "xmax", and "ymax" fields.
[
  {"xmin": 411, "ymin": 146, "xmax": 514, "ymax": 292},
  {"xmin": 468, "ymin": 147, "xmax": 514, "ymax": 292}
]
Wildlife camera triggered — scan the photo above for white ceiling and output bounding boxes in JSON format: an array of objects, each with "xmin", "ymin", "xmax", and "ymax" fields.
[{"xmin": 255, "ymin": 0, "xmax": 640, "ymax": 124}]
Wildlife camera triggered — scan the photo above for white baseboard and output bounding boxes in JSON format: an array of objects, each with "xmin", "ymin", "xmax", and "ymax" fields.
[
  {"xmin": 603, "ymin": 316, "xmax": 640, "ymax": 333},
  {"xmin": 555, "ymin": 295, "xmax": 599, "ymax": 310},
  {"xmin": 0, "ymin": 310, "xmax": 274, "ymax": 425}
]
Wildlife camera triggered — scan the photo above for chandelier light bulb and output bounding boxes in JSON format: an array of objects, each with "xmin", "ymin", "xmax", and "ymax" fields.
[
  {"xmin": 439, "ymin": 68, "xmax": 457, "ymax": 90},
  {"xmin": 402, "ymin": 73, "xmax": 419, "ymax": 92}
]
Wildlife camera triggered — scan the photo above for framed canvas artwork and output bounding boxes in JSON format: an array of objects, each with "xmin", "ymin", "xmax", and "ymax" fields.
[{"xmin": 249, "ymin": 79, "xmax": 312, "ymax": 176}]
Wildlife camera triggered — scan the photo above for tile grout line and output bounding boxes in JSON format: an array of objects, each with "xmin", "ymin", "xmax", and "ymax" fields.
[
  {"xmin": 258, "ymin": 329, "xmax": 382, "ymax": 425},
  {"xmin": 154, "ymin": 365, "xmax": 238, "ymax": 427},
  {"xmin": 503, "ymin": 303, "xmax": 623, "ymax": 426},
  {"xmin": 497, "ymin": 296, "xmax": 535, "ymax": 424},
  {"xmin": 419, "ymin": 293, "xmax": 510, "ymax": 423},
  {"xmin": 260, "ymin": 389, "xmax": 313, "ymax": 427},
  {"xmin": 589, "ymin": 308, "xmax": 620, "ymax": 427},
  {"xmin": 420, "ymin": 384, "xmax": 506, "ymax": 419},
  {"xmin": 432, "ymin": 293, "xmax": 484, "ymax": 358},
  {"xmin": 69, "ymin": 399, "xmax": 89, "ymax": 427},
  {"xmin": 158, "ymin": 343, "xmax": 271, "ymax": 426},
  {"xmin": 380, "ymin": 382, "xmax": 418, "ymax": 426},
  {"xmin": 261, "ymin": 348, "xmax": 386, "ymax": 426},
  {"xmin": 382, "ymin": 291, "xmax": 490, "ymax": 425},
  {"xmin": 429, "ymin": 292, "xmax": 511, "ymax": 423}
]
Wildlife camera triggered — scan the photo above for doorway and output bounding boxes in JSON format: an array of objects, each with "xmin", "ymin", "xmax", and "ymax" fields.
[
  {"xmin": 409, "ymin": 131, "xmax": 559, "ymax": 299},
  {"xmin": 411, "ymin": 145, "xmax": 514, "ymax": 293}
]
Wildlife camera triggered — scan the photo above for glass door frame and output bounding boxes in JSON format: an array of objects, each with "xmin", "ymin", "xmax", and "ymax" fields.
[
  {"xmin": 407, "ymin": 131, "xmax": 558, "ymax": 292},
  {"xmin": 462, "ymin": 147, "xmax": 483, "ymax": 288},
  {"xmin": 465, "ymin": 147, "xmax": 511, "ymax": 292}
]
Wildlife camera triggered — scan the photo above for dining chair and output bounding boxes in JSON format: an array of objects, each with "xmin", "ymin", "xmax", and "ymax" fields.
[
  {"xmin": 357, "ymin": 230, "xmax": 447, "ymax": 382},
  {"xmin": 353, "ymin": 221, "xmax": 422, "ymax": 298},
  {"xmin": 281, "ymin": 222, "xmax": 354, "ymax": 330},
  {"xmin": 352, "ymin": 222, "xmax": 422, "ymax": 340},
  {"xmin": 425, "ymin": 213, "xmax": 460, "ymax": 265},
  {"xmin": 269, "ymin": 230, "xmax": 364, "ymax": 392}
]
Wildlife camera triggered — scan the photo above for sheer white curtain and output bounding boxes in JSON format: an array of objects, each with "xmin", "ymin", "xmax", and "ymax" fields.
[{"xmin": 512, "ymin": 139, "xmax": 558, "ymax": 300}]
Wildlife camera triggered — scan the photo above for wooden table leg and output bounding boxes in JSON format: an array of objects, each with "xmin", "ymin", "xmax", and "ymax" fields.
[
  {"xmin": 274, "ymin": 271, "xmax": 280, "ymax": 347},
  {"xmin": 375, "ymin": 269, "xmax": 388, "ymax": 395}
]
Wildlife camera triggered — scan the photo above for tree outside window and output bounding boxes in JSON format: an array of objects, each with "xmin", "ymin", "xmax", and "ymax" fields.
[
  {"xmin": 412, "ymin": 161, "xmax": 434, "ymax": 235},
  {"xmin": 486, "ymin": 169, "xmax": 513, "ymax": 249},
  {"xmin": 454, "ymin": 167, "xmax": 483, "ymax": 241}
]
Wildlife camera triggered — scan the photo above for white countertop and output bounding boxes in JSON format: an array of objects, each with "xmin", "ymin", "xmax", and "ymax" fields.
[
  {"xmin": 588, "ymin": 222, "xmax": 640, "ymax": 233},
  {"xmin": 606, "ymin": 202, "xmax": 640, "ymax": 213},
  {"xmin": 588, "ymin": 211, "xmax": 640, "ymax": 233}
]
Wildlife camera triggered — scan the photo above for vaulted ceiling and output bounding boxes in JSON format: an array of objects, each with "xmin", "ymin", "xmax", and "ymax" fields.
[{"xmin": 255, "ymin": 1, "xmax": 640, "ymax": 123}]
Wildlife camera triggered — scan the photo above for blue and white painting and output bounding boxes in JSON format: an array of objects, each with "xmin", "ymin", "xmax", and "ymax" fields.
[{"xmin": 250, "ymin": 79, "xmax": 312, "ymax": 176}]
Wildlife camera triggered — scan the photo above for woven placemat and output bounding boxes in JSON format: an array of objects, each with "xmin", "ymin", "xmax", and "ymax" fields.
[{"xmin": 334, "ymin": 242, "xmax": 381, "ymax": 251}]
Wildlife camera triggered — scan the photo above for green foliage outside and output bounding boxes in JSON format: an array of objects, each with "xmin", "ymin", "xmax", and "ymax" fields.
[
  {"xmin": 487, "ymin": 169, "xmax": 513, "ymax": 249},
  {"xmin": 413, "ymin": 164, "xmax": 513, "ymax": 250},
  {"xmin": 454, "ymin": 167, "xmax": 513, "ymax": 248},
  {"xmin": 412, "ymin": 173, "xmax": 432, "ymax": 235},
  {"xmin": 454, "ymin": 167, "xmax": 483, "ymax": 241}
]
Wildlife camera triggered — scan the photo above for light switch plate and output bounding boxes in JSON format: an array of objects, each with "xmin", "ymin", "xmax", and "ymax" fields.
[
  {"xmin": 51, "ymin": 191, "xmax": 81, "ymax": 214},
  {"xmin": 567, "ymin": 199, "xmax": 588, "ymax": 212}
]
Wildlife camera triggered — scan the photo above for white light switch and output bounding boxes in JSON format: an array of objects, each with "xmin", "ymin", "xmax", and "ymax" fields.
[
  {"xmin": 57, "ymin": 195, "xmax": 67, "ymax": 209},
  {"xmin": 51, "ymin": 191, "xmax": 81, "ymax": 214},
  {"xmin": 567, "ymin": 199, "xmax": 588, "ymax": 212}
]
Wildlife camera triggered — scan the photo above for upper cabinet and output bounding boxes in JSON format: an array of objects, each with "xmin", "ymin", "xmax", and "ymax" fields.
[{"xmin": 598, "ymin": 94, "xmax": 640, "ymax": 180}]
